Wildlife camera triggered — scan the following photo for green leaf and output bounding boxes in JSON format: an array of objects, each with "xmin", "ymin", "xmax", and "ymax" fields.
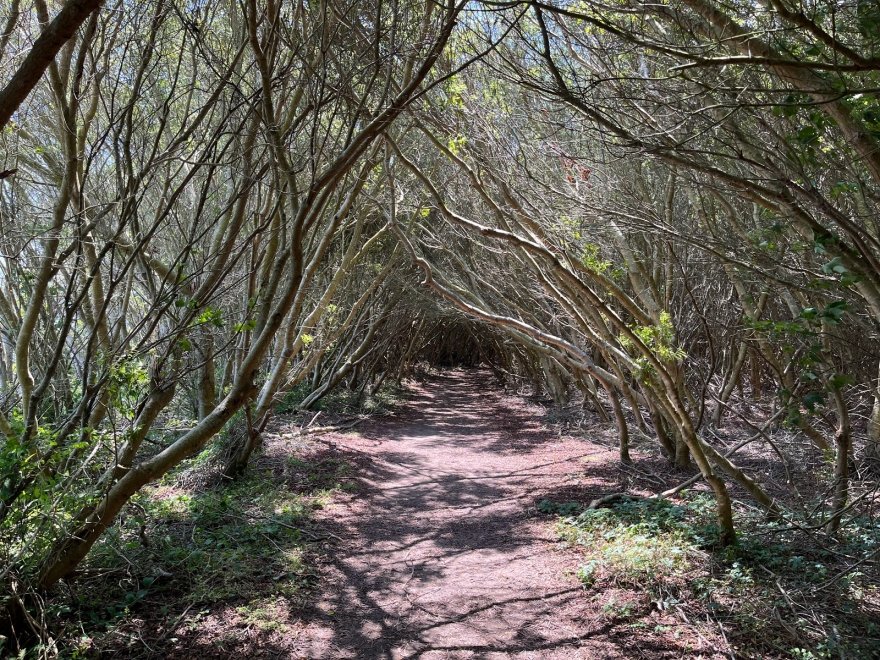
[
  {"xmin": 821, "ymin": 300, "xmax": 848, "ymax": 323},
  {"xmin": 795, "ymin": 125, "xmax": 819, "ymax": 146},
  {"xmin": 828, "ymin": 373, "xmax": 854, "ymax": 390},
  {"xmin": 829, "ymin": 181, "xmax": 857, "ymax": 200},
  {"xmin": 803, "ymin": 391, "xmax": 825, "ymax": 411},
  {"xmin": 840, "ymin": 271, "xmax": 861, "ymax": 286}
]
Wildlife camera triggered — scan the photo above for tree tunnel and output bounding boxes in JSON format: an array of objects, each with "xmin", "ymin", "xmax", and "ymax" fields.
[{"xmin": 5, "ymin": 0, "xmax": 879, "ymax": 611}]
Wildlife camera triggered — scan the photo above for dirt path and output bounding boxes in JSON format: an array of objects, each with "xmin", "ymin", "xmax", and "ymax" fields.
[{"xmin": 290, "ymin": 369, "xmax": 625, "ymax": 659}]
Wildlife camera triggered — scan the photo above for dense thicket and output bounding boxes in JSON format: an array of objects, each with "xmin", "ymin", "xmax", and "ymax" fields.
[{"xmin": 1, "ymin": 0, "xmax": 879, "ymax": 646}]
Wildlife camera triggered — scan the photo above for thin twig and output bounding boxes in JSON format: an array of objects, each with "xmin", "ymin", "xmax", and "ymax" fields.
[{"xmin": 812, "ymin": 545, "xmax": 880, "ymax": 592}]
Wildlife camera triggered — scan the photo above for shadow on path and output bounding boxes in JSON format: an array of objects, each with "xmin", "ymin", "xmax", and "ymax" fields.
[{"xmin": 280, "ymin": 370, "xmax": 697, "ymax": 659}]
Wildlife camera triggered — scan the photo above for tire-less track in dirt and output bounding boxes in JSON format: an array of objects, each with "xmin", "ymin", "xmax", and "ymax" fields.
[{"xmin": 291, "ymin": 369, "xmax": 624, "ymax": 659}]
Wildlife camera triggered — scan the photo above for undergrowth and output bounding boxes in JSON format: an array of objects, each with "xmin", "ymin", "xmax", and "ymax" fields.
[
  {"xmin": 543, "ymin": 494, "xmax": 880, "ymax": 659},
  {"xmin": 555, "ymin": 497, "xmax": 711, "ymax": 590},
  {"xmin": 37, "ymin": 452, "xmax": 352, "ymax": 658},
  {"xmin": 275, "ymin": 380, "xmax": 406, "ymax": 415}
]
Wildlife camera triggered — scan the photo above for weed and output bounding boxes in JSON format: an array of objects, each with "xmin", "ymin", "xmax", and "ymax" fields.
[
  {"xmin": 537, "ymin": 499, "xmax": 582, "ymax": 516},
  {"xmin": 276, "ymin": 381, "xmax": 406, "ymax": 415},
  {"xmin": 546, "ymin": 492, "xmax": 880, "ymax": 658},
  {"xmin": 50, "ymin": 452, "xmax": 347, "ymax": 655},
  {"xmin": 235, "ymin": 597, "xmax": 293, "ymax": 633},
  {"xmin": 601, "ymin": 596, "xmax": 637, "ymax": 619},
  {"xmin": 558, "ymin": 497, "xmax": 706, "ymax": 590}
]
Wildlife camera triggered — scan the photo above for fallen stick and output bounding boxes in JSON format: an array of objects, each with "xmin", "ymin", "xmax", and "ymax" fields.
[{"xmin": 300, "ymin": 417, "xmax": 365, "ymax": 436}]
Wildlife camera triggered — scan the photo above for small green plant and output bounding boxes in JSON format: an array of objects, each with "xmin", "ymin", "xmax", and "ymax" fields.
[
  {"xmin": 790, "ymin": 647, "xmax": 828, "ymax": 660},
  {"xmin": 619, "ymin": 311, "xmax": 686, "ymax": 381},
  {"xmin": 601, "ymin": 596, "xmax": 636, "ymax": 619},
  {"xmin": 275, "ymin": 380, "xmax": 405, "ymax": 415},
  {"xmin": 551, "ymin": 491, "xmax": 880, "ymax": 658},
  {"xmin": 559, "ymin": 497, "xmax": 709, "ymax": 591},
  {"xmin": 536, "ymin": 499, "xmax": 582, "ymax": 516},
  {"xmin": 56, "ymin": 451, "xmax": 343, "ymax": 655},
  {"xmin": 235, "ymin": 597, "xmax": 293, "ymax": 633},
  {"xmin": 580, "ymin": 243, "xmax": 613, "ymax": 276}
]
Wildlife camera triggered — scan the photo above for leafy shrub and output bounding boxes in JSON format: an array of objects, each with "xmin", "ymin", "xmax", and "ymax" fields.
[{"xmin": 557, "ymin": 497, "xmax": 710, "ymax": 589}]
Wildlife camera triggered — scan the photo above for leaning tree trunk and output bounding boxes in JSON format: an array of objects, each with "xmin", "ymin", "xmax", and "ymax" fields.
[
  {"xmin": 826, "ymin": 383, "xmax": 852, "ymax": 533},
  {"xmin": 606, "ymin": 384, "xmax": 630, "ymax": 464}
]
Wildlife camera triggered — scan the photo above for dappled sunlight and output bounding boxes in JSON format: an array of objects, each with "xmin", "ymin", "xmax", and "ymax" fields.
[{"xmin": 276, "ymin": 369, "xmax": 723, "ymax": 658}]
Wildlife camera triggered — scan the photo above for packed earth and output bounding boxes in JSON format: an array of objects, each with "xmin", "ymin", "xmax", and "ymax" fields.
[{"xmin": 157, "ymin": 370, "xmax": 733, "ymax": 659}]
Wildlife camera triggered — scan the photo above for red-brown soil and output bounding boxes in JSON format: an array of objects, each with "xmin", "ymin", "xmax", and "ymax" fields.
[{"xmin": 278, "ymin": 369, "xmax": 724, "ymax": 658}]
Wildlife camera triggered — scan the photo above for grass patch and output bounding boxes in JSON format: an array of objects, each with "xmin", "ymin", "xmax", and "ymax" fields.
[
  {"xmin": 546, "ymin": 493, "xmax": 880, "ymax": 658},
  {"xmin": 49, "ymin": 452, "xmax": 349, "ymax": 656},
  {"xmin": 234, "ymin": 596, "xmax": 295, "ymax": 633}
]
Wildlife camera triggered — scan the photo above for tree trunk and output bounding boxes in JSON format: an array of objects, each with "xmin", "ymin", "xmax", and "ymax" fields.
[
  {"xmin": 0, "ymin": 0, "xmax": 103, "ymax": 130},
  {"xmin": 867, "ymin": 362, "xmax": 880, "ymax": 465},
  {"xmin": 826, "ymin": 387, "xmax": 852, "ymax": 534},
  {"xmin": 198, "ymin": 334, "xmax": 217, "ymax": 420},
  {"xmin": 607, "ymin": 386, "xmax": 630, "ymax": 464},
  {"xmin": 712, "ymin": 342, "xmax": 747, "ymax": 427}
]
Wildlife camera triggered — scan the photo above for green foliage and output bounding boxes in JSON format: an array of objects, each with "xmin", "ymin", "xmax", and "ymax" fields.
[
  {"xmin": 747, "ymin": 298, "xmax": 853, "ymax": 423},
  {"xmin": 0, "ymin": 418, "xmax": 108, "ymax": 582},
  {"xmin": 234, "ymin": 319, "xmax": 256, "ymax": 333},
  {"xmin": 117, "ymin": 481, "xmax": 313, "ymax": 603},
  {"xmin": 855, "ymin": 95, "xmax": 880, "ymax": 138},
  {"xmin": 446, "ymin": 134, "xmax": 467, "ymax": 156},
  {"xmin": 443, "ymin": 76, "xmax": 467, "ymax": 109},
  {"xmin": 55, "ymin": 453, "xmax": 349, "ymax": 654},
  {"xmin": 580, "ymin": 243, "xmax": 614, "ymax": 276},
  {"xmin": 748, "ymin": 220, "xmax": 785, "ymax": 252},
  {"xmin": 275, "ymin": 382, "xmax": 313, "ymax": 413},
  {"xmin": 632, "ymin": 312, "xmax": 686, "ymax": 361},
  {"xmin": 549, "ymin": 492, "xmax": 880, "ymax": 658},
  {"xmin": 322, "ymin": 381, "xmax": 405, "ymax": 415},
  {"xmin": 0, "ymin": 426, "xmax": 30, "ymax": 502},
  {"xmin": 600, "ymin": 596, "xmax": 636, "ymax": 619},
  {"xmin": 107, "ymin": 358, "xmax": 149, "ymax": 409},
  {"xmin": 828, "ymin": 180, "xmax": 858, "ymax": 200},
  {"xmin": 557, "ymin": 496, "xmax": 712, "ymax": 589},
  {"xmin": 619, "ymin": 311, "xmax": 686, "ymax": 380},
  {"xmin": 537, "ymin": 499, "xmax": 582, "ymax": 516},
  {"xmin": 276, "ymin": 380, "xmax": 405, "ymax": 415},
  {"xmin": 195, "ymin": 306, "xmax": 224, "ymax": 328}
]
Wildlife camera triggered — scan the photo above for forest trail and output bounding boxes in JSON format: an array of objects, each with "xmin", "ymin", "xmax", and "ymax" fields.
[{"xmin": 291, "ymin": 369, "xmax": 623, "ymax": 659}]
